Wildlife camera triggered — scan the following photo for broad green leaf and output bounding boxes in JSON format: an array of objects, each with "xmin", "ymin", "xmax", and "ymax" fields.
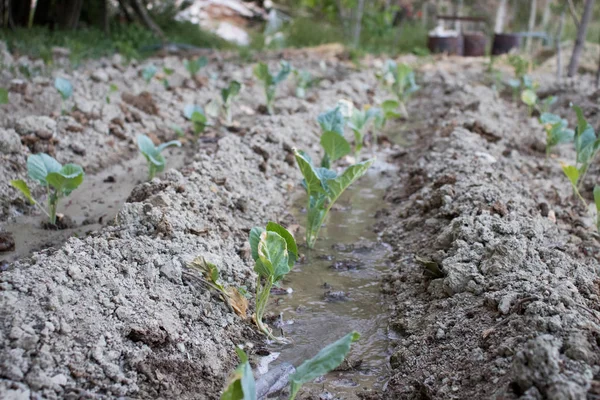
[
  {"xmin": 109, "ymin": 83, "xmax": 119, "ymax": 92},
  {"xmin": 266, "ymin": 222, "xmax": 297, "ymax": 266},
  {"xmin": 257, "ymin": 231, "xmax": 290, "ymax": 282},
  {"xmin": 249, "ymin": 227, "xmax": 265, "ymax": 261},
  {"xmin": 46, "ymin": 164, "xmax": 84, "ymax": 195},
  {"xmin": 222, "ymin": 81, "xmax": 242, "ymax": 103},
  {"xmin": 289, "ymin": 331, "xmax": 360, "ymax": 400},
  {"xmin": 540, "ymin": 113, "xmax": 562, "ymax": 125},
  {"xmin": 27, "ymin": 153, "xmax": 62, "ymax": 185},
  {"xmin": 320, "ymin": 130, "xmax": 351, "ymax": 163},
  {"xmin": 273, "ymin": 61, "xmax": 291, "ymax": 84},
  {"xmin": 163, "ymin": 67, "xmax": 174, "ymax": 76},
  {"xmin": 547, "ymin": 124, "xmax": 574, "ymax": 147},
  {"xmin": 137, "ymin": 134, "xmax": 157, "ymax": 157},
  {"xmin": 10, "ymin": 179, "xmax": 36, "ymax": 204},
  {"xmin": 253, "ymin": 63, "xmax": 272, "ymax": 86},
  {"xmin": 325, "ymin": 159, "xmax": 374, "ymax": 203},
  {"xmin": 221, "ymin": 348, "xmax": 256, "ymax": 400},
  {"xmin": 54, "ymin": 77, "xmax": 73, "ymax": 100},
  {"xmin": 521, "ymin": 89, "xmax": 537, "ymax": 106},
  {"xmin": 561, "ymin": 164, "xmax": 579, "ymax": 188},
  {"xmin": 506, "ymin": 78, "xmax": 521, "ymax": 89},
  {"xmin": 0, "ymin": 88, "xmax": 8, "ymax": 104},
  {"xmin": 184, "ymin": 104, "xmax": 204, "ymax": 120},
  {"xmin": 156, "ymin": 140, "xmax": 182, "ymax": 153},
  {"xmin": 294, "ymin": 150, "xmax": 325, "ymax": 194},
  {"xmin": 317, "ymin": 107, "xmax": 345, "ymax": 136}
]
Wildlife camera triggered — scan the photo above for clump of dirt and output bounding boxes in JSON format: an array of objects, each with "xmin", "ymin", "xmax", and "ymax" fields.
[{"xmin": 379, "ymin": 58, "xmax": 600, "ymax": 399}]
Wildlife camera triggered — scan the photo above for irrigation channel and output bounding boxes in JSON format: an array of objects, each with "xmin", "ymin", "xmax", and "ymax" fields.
[{"xmin": 258, "ymin": 161, "xmax": 397, "ymax": 398}]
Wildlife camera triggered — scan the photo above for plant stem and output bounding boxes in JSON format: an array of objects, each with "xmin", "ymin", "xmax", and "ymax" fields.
[
  {"xmin": 48, "ymin": 193, "xmax": 58, "ymax": 225},
  {"xmin": 255, "ymin": 278, "xmax": 281, "ymax": 341}
]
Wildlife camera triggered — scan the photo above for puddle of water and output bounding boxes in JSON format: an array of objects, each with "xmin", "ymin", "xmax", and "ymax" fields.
[
  {"xmin": 1, "ymin": 147, "xmax": 187, "ymax": 263},
  {"xmin": 264, "ymin": 164, "xmax": 394, "ymax": 398}
]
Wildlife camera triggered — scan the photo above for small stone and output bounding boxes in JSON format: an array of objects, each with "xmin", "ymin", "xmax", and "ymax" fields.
[
  {"xmin": 15, "ymin": 116, "xmax": 57, "ymax": 138},
  {"xmin": 70, "ymin": 142, "xmax": 86, "ymax": 156},
  {"xmin": 51, "ymin": 373, "xmax": 68, "ymax": 386},
  {"xmin": 91, "ymin": 69, "xmax": 109, "ymax": 83},
  {"xmin": 0, "ymin": 129, "xmax": 22, "ymax": 154}
]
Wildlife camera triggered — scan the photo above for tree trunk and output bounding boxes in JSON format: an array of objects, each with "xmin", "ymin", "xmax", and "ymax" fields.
[
  {"xmin": 128, "ymin": 0, "xmax": 165, "ymax": 40},
  {"xmin": 117, "ymin": 0, "xmax": 133, "ymax": 22},
  {"xmin": 33, "ymin": 0, "xmax": 53, "ymax": 27},
  {"xmin": 525, "ymin": 0, "xmax": 537, "ymax": 53},
  {"xmin": 541, "ymin": 0, "xmax": 551, "ymax": 31},
  {"xmin": 351, "ymin": 0, "xmax": 365, "ymax": 48},
  {"xmin": 567, "ymin": 0, "xmax": 595, "ymax": 77},
  {"xmin": 494, "ymin": 0, "xmax": 508, "ymax": 33},
  {"xmin": 556, "ymin": 9, "xmax": 565, "ymax": 79},
  {"xmin": 9, "ymin": 0, "xmax": 30, "ymax": 26}
]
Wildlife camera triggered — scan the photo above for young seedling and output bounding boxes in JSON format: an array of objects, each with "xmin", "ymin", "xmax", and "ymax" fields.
[
  {"xmin": 249, "ymin": 222, "xmax": 298, "ymax": 341},
  {"xmin": 187, "ymin": 257, "xmax": 248, "ymax": 318},
  {"xmin": 538, "ymin": 96, "xmax": 556, "ymax": 114},
  {"xmin": 295, "ymin": 150, "xmax": 374, "ymax": 248},
  {"xmin": 540, "ymin": 113, "xmax": 574, "ymax": 156},
  {"xmin": 221, "ymin": 80, "xmax": 242, "ymax": 125},
  {"xmin": 142, "ymin": 63, "xmax": 157, "ymax": 84},
  {"xmin": 137, "ymin": 134, "xmax": 181, "ymax": 180},
  {"xmin": 346, "ymin": 104, "xmax": 377, "ymax": 155},
  {"xmin": 317, "ymin": 107, "xmax": 350, "ymax": 169},
  {"xmin": 376, "ymin": 60, "xmax": 419, "ymax": 117},
  {"xmin": 10, "ymin": 153, "xmax": 84, "ymax": 225},
  {"xmin": 0, "ymin": 87, "xmax": 8, "ymax": 104},
  {"xmin": 184, "ymin": 56, "xmax": 208, "ymax": 80},
  {"xmin": 105, "ymin": 83, "xmax": 118, "ymax": 104},
  {"xmin": 560, "ymin": 105, "xmax": 599, "ymax": 204},
  {"xmin": 293, "ymin": 69, "xmax": 320, "ymax": 98},
  {"xmin": 184, "ymin": 104, "xmax": 209, "ymax": 135},
  {"xmin": 162, "ymin": 67, "xmax": 174, "ymax": 89},
  {"xmin": 54, "ymin": 77, "xmax": 72, "ymax": 114},
  {"xmin": 521, "ymin": 89, "xmax": 537, "ymax": 117},
  {"xmin": 221, "ymin": 331, "xmax": 360, "ymax": 400},
  {"xmin": 253, "ymin": 61, "xmax": 291, "ymax": 114}
]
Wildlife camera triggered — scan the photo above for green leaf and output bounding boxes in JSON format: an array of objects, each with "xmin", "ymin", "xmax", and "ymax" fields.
[
  {"xmin": 257, "ymin": 231, "xmax": 290, "ymax": 282},
  {"xmin": 27, "ymin": 153, "xmax": 62, "ymax": 185},
  {"xmin": 54, "ymin": 77, "xmax": 72, "ymax": 100},
  {"xmin": 10, "ymin": 179, "xmax": 36, "ymax": 204},
  {"xmin": 222, "ymin": 81, "xmax": 242, "ymax": 103},
  {"xmin": 325, "ymin": 159, "xmax": 374, "ymax": 204},
  {"xmin": 163, "ymin": 67, "xmax": 174, "ymax": 76},
  {"xmin": 266, "ymin": 222, "xmax": 297, "ymax": 266},
  {"xmin": 249, "ymin": 227, "xmax": 265, "ymax": 261},
  {"xmin": 156, "ymin": 140, "xmax": 182, "ymax": 153},
  {"xmin": 321, "ymin": 130, "xmax": 351, "ymax": 163},
  {"xmin": 540, "ymin": 113, "xmax": 562, "ymax": 125},
  {"xmin": 137, "ymin": 134, "xmax": 166, "ymax": 169},
  {"xmin": 562, "ymin": 164, "xmax": 580, "ymax": 188},
  {"xmin": 317, "ymin": 107, "xmax": 345, "ymax": 136},
  {"xmin": 273, "ymin": 61, "xmax": 291, "ymax": 84},
  {"xmin": 253, "ymin": 63, "xmax": 272, "ymax": 86},
  {"xmin": 521, "ymin": 89, "xmax": 537, "ymax": 107},
  {"xmin": 220, "ymin": 348, "xmax": 256, "ymax": 400},
  {"xmin": 184, "ymin": 104, "xmax": 204, "ymax": 120},
  {"xmin": 46, "ymin": 164, "xmax": 84, "ymax": 195},
  {"xmin": 289, "ymin": 331, "xmax": 360, "ymax": 400},
  {"xmin": 0, "ymin": 88, "xmax": 8, "ymax": 104},
  {"xmin": 294, "ymin": 150, "xmax": 326, "ymax": 194},
  {"xmin": 594, "ymin": 186, "xmax": 600, "ymax": 213}
]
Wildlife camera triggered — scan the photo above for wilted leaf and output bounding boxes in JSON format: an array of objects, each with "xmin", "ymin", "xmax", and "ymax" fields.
[
  {"xmin": 10, "ymin": 179, "xmax": 36, "ymax": 204},
  {"xmin": 415, "ymin": 255, "xmax": 444, "ymax": 279}
]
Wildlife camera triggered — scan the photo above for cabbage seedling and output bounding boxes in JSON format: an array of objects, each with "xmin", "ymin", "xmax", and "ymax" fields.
[
  {"xmin": 221, "ymin": 80, "xmax": 242, "ymax": 125},
  {"xmin": 347, "ymin": 105, "xmax": 377, "ymax": 155},
  {"xmin": 162, "ymin": 67, "xmax": 174, "ymax": 88},
  {"xmin": 142, "ymin": 63, "xmax": 157, "ymax": 84},
  {"xmin": 184, "ymin": 104, "xmax": 208, "ymax": 135},
  {"xmin": 538, "ymin": 96, "xmax": 556, "ymax": 114},
  {"xmin": 376, "ymin": 60, "xmax": 419, "ymax": 117},
  {"xmin": 184, "ymin": 56, "xmax": 208, "ymax": 80},
  {"xmin": 105, "ymin": 83, "xmax": 118, "ymax": 104},
  {"xmin": 137, "ymin": 134, "xmax": 181, "ymax": 180},
  {"xmin": 221, "ymin": 332, "xmax": 360, "ymax": 400},
  {"xmin": 253, "ymin": 61, "xmax": 291, "ymax": 114},
  {"xmin": 294, "ymin": 150, "xmax": 374, "ymax": 248},
  {"xmin": 317, "ymin": 107, "xmax": 350, "ymax": 169},
  {"xmin": 540, "ymin": 113, "xmax": 574, "ymax": 156},
  {"xmin": 249, "ymin": 222, "xmax": 298, "ymax": 341},
  {"xmin": 54, "ymin": 77, "xmax": 72, "ymax": 113},
  {"xmin": 293, "ymin": 69, "xmax": 319, "ymax": 98},
  {"xmin": 0, "ymin": 88, "xmax": 8, "ymax": 104},
  {"xmin": 521, "ymin": 89, "xmax": 537, "ymax": 117},
  {"xmin": 10, "ymin": 153, "xmax": 84, "ymax": 225}
]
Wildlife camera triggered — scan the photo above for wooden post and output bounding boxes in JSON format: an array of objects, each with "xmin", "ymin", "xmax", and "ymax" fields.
[
  {"xmin": 567, "ymin": 0, "xmax": 596, "ymax": 77},
  {"xmin": 494, "ymin": 0, "xmax": 508, "ymax": 33},
  {"xmin": 525, "ymin": 0, "xmax": 537, "ymax": 53}
]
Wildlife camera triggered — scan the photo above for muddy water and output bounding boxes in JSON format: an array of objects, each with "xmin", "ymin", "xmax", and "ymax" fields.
[
  {"xmin": 0, "ymin": 147, "xmax": 187, "ymax": 263},
  {"xmin": 265, "ymin": 163, "xmax": 395, "ymax": 398}
]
